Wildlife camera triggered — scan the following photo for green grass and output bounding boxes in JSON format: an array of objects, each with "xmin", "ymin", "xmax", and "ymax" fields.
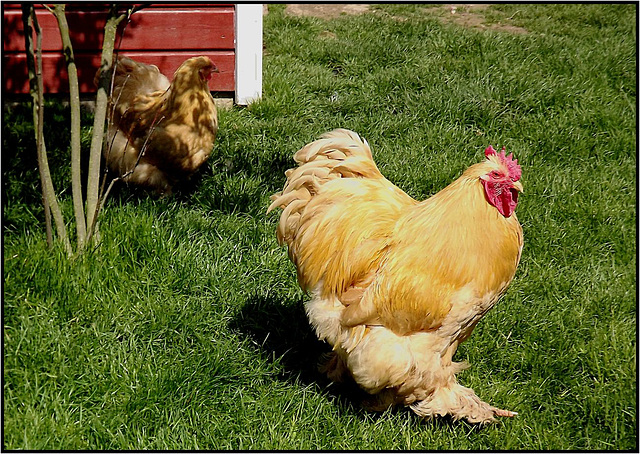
[{"xmin": 3, "ymin": 3, "xmax": 636, "ymax": 450}]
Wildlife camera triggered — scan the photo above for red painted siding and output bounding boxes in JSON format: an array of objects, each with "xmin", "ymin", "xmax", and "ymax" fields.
[{"xmin": 2, "ymin": 4, "xmax": 236, "ymax": 94}]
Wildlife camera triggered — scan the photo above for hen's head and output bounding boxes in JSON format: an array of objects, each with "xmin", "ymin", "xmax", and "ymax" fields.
[
  {"xmin": 174, "ymin": 56, "xmax": 219, "ymax": 86},
  {"xmin": 479, "ymin": 146, "xmax": 523, "ymax": 218},
  {"xmin": 196, "ymin": 56, "xmax": 218, "ymax": 82}
]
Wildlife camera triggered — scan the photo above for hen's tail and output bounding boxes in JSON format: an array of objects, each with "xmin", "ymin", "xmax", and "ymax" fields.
[
  {"xmin": 99, "ymin": 57, "xmax": 170, "ymax": 131},
  {"xmin": 267, "ymin": 129, "xmax": 384, "ymax": 245},
  {"xmin": 98, "ymin": 56, "xmax": 170, "ymax": 94}
]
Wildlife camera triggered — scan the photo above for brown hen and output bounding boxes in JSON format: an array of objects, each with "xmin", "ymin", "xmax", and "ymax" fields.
[{"xmin": 102, "ymin": 56, "xmax": 218, "ymax": 194}]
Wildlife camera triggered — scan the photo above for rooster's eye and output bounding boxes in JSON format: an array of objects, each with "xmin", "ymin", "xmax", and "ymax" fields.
[{"xmin": 491, "ymin": 171, "xmax": 501, "ymax": 178}]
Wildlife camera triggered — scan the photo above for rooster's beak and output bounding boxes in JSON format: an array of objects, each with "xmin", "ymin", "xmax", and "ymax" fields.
[{"xmin": 512, "ymin": 180, "xmax": 524, "ymax": 194}]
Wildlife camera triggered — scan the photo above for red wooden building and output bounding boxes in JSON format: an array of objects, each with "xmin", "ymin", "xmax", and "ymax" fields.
[{"xmin": 2, "ymin": 3, "xmax": 262, "ymax": 104}]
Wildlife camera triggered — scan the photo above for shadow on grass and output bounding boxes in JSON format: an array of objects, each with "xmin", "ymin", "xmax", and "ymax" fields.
[
  {"xmin": 102, "ymin": 164, "xmax": 208, "ymax": 202},
  {"xmin": 229, "ymin": 294, "xmax": 330, "ymax": 383},
  {"xmin": 229, "ymin": 293, "xmax": 486, "ymax": 431},
  {"xmin": 229, "ymin": 294, "xmax": 370, "ymax": 414},
  {"xmin": 2, "ymin": 100, "xmax": 273, "ymax": 222}
]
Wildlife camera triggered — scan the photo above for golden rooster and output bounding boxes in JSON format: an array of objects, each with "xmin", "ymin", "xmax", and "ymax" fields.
[
  {"xmin": 268, "ymin": 129, "xmax": 524, "ymax": 424},
  {"xmin": 102, "ymin": 56, "xmax": 218, "ymax": 194}
]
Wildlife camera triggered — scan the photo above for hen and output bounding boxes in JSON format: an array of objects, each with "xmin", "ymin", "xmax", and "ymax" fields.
[
  {"xmin": 268, "ymin": 129, "xmax": 524, "ymax": 424},
  {"xmin": 102, "ymin": 55, "xmax": 218, "ymax": 194}
]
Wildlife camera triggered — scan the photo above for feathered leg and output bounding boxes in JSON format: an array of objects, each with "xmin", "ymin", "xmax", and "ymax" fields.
[
  {"xmin": 411, "ymin": 381, "xmax": 517, "ymax": 424},
  {"xmin": 305, "ymin": 295, "xmax": 516, "ymax": 424}
]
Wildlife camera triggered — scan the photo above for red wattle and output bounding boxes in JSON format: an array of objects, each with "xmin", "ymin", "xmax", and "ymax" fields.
[{"xmin": 482, "ymin": 180, "xmax": 518, "ymax": 218}]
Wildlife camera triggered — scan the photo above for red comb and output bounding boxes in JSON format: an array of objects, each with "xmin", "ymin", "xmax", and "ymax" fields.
[{"xmin": 485, "ymin": 145, "xmax": 521, "ymax": 181}]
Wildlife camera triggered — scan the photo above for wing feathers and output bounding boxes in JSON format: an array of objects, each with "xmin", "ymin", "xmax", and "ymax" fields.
[{"xmin": 269, "ymin": 129, "xmax": 414, "ymax": 314}]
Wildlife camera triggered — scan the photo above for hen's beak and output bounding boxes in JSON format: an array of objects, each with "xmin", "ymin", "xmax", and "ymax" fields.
[
  {"xmin": 201, "ymin": 65, "xmax": 219, "ymax": 81},
  {"xmin": 512, "ymin": 180, "xmax": 524, "ymax": 194}
]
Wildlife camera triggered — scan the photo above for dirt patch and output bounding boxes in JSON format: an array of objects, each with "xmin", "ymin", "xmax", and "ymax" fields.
[
  {"xmin": 429, "ymin": 4, "xmax": 529, "ymax": 34},
  {"xmin": 285, "ymin": 4, "xmax": 370, "ymax": 19},
  {"xmin": 281, "ymin": 3, "xmax": 528, "ymax": 34},
  {"xmin": 285, "ymin": 3, "xmax": 528, "ymax": 34}
]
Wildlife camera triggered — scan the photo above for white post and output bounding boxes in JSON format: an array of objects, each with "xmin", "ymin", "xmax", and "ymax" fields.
[{"xmin": 235, "ymin": 4, "xmax": 263, "ymax": 105}]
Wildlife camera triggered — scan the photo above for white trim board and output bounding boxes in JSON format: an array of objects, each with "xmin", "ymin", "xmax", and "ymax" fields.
[{"xmin": 234, "ymin": 4, "xmax": 263, "ymax": 105}]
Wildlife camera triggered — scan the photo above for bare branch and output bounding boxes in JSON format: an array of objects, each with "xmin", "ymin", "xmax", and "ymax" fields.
[
  {"xmin": 22, "ymin": 4, "xmax": 72, "ymax": 256},
  {"xmin": 123, "ymin": 113, "xmax": 166, "ymax": 178},
  {"xmin": 50, "ymin": 4, "xmax": 87, "ymax": 251},
  {"xmin": 86, "ymin": 4, "xmax": 131, "ymax": 244},
  {"xmin": 43, "ymin": 194, "xmax": 53, "ymax": 246}
]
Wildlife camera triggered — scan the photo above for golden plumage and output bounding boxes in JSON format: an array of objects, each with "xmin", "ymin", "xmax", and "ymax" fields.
[{"xmin": 269, "ymin": 129, "xmax": 524, "ymax": 423}]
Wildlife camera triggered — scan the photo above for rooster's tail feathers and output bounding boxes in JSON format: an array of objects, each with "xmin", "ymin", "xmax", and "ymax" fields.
[
  {"xmin": 293, "ymin": 129, "xmax": 373, "ymax": 162},
  {"xmin": 268, "ymin": 129, "xmax": 383, "ymax": 244}
]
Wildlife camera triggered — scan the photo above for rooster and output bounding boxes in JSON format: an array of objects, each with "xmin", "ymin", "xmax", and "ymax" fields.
[
  {"xmin": 268, "ymin": 129, "xmax": 524, "ymax": 424},
  {"xmin": 102, "ymin": 56, "xmax": 218, "ymax": 194}
]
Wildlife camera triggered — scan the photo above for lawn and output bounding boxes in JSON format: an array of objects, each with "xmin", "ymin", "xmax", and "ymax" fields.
[{"xmin": 2, "ymin": 3, "xmax": 636, "ymax": 450}]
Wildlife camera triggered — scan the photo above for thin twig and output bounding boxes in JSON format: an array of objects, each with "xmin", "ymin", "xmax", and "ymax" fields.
[{"xmin": 507, "ymin": 10, "xmax": 521, "ymax": 20}]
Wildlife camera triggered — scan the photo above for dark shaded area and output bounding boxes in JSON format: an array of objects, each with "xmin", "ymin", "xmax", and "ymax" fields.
[
  {"xmin": 1, "ymin": 98, "xmax": 157, "ymax": 235},
  {"xmin": 1, "ymin": 99, "xmax": 269, "ymax": 238},
  {"xmin": 229, "ymin": 294, "xmax": 369, "ymax": 411},
  {"xmin": 177, "ymin": 141, "xmax": 294, "ymax": 216},
  {"xmin": 2, "ymin": 101, "xmax": 78, "ymax": 234},
  {"xmin": 1, "ymin": 95, "xmax": 231, "ymax": 236},
  {"xmin": 229, "ymin": 294, "xmax": 331, "ymax": 385}
]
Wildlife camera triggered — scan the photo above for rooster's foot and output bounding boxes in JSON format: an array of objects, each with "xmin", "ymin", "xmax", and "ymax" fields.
[
  {"xmin": 493, "ymin": 407, "xmax": 518, "ymax": 418},
  {"xmin": 411, "ymin": 384, "xmax": 517, "ymax": 424}
]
